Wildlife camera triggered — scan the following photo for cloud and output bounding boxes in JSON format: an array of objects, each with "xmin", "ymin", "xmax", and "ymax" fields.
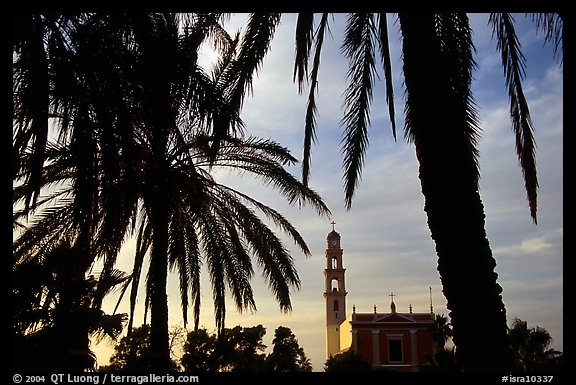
[{"xmin": 495, "ymin": 229, "xmax": 562, "ymax": 257}]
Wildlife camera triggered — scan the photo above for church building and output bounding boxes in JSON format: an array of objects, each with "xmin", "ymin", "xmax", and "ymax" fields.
[{"xmin": 324, "ymin": 224, "xmax": 436, "ymax": 372}]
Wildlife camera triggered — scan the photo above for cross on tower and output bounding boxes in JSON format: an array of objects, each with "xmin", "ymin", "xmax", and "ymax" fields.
[
  {"xmin": 389, "ymin": 292, "xmax": 395, "ymax": 302},
  {"xmin": 331, "ymin": 221, "xmax": 336, "ymax": 231}
]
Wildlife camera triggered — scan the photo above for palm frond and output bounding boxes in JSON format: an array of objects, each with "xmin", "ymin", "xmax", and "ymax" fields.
[
  {"xmin": 197, "ymin": 207, "xmax": 227, "ymax": 335},
  {"xmin": 204, "ymin": 13, "xmax": 281, "ymax": 164},
  {"xmin": 167, "ymin": 206, "xmax": 203, "ymax": 330},
  {"xmin": 112, "ymin": 274, "xmax": 134, "ymax": 316},
  {"xmin": 221, "ymin": 224, "xmax": 256, "ymax": 314},
  {"xmin": 13, "ymin": 199, "xmax": 76, "ymax": 265},
  {"xmin": 223, "ymin": 13, "xmax": 281, "ymax": 111},
  {"xmin": 90, "ymin": 311, "xmax": 128, "ymax": 344},
  {"xmin": 214, "ymin": 182, "xmax": 312, "ymax": 257},
  {"xmin": 92, "ymin": 267, "xmax": 132, "ymax": 311},
  {"xmin": 13, "ymin": 185, "xmax": 72, "ymax": 228},
  {"xmin": 302, "ymin": 13, "xmax": 330, "ymax": 187},
  {"xmin": 243, "ymin": 217, "xmax": 301, "ymax": 313},
  {"xmin": 94, "ymin": 269, "xmax": 131, "ymax": 299},
  {"xmin": 376, "ymin": 13, "xmax": 397, "ymax": 140},
  {"xmin": 490, "ymin": 13, "xmax": 538, "ymax": 224},
  {"xmin": 199, "ymin": 137, "xmax": 331, "ymax": 217},
  {"xmin": 293, "ymin": 13, "xmax": 315, "ymax": 93},
  {"xmin": 206, "ymin": 136, "xmax": 298, "ymax": 166},
  {"xmin": 127, "ymin": 219, "xmax": 152, "ymax": 337},
  {"xmin": 168, "ymin": 208, "xmax": 188, "ymax": 318},
  {"xmin": 530, "ymin": 13, "xmax": 563, "ymax": 66},
  {"xmin": 435, "ymin": 13, "xmax": 480, "ymax": 151},
  {"xmin": 207, "ymin": 187, "xmax": 301, "ymax": 311},
  {"xmin": 183, "ymin": 215, "xmax": 202, "ymax": 332},
  {"xmin": 341, "ymin": 13, "xmax": 378, "ymax": 209}
]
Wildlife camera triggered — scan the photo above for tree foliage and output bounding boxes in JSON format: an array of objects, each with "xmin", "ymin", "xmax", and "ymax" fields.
[
  {"xmin": 180, "ymin": 328, "xmax": 218, "ymax": 372},
  {"xmin": 423, "ymin": 316, "xmax": 564, "ymax": 372},
  {"xmin": 264, "ymin": 326, "xmax": 312, "ymax": 372},
  {"xmin": 180, "ymin": 325, "xmax": 311, "ymax": 372},
  {"xmin": 104, "ymin": 325, "xmax": 180, "ymax": 372},
  {"xmin": 13, "ymin": 238, "xmax": 128, "ymax": 372},
  {"xmin": 509, "ymin": 318, "xmax": 563, "ymax": 372},
  {"xmin": 430, "ymin": 313, "xmax": 453, "ymax": 349},
  {"xmin": 13, "ymin": 13, "xmax": 330, "ymax": 370},
  {"xmin": 324, "ymin": 350, "xmax": 372, "ymax": 372}
]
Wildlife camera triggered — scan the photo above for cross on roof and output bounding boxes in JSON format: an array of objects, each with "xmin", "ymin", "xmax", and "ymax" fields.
[
  {"xmin": 331, "ymin": 221, "xmax": 336, "ymax": 231},
  {"xmin": 389, "ymin": 292, "xmax": 395, "ymax": 302}
]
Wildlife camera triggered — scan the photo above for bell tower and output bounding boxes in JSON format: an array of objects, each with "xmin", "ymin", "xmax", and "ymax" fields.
[{"xmin": 324, "ymin": 221, "xmax": 347, "ymax": 359}]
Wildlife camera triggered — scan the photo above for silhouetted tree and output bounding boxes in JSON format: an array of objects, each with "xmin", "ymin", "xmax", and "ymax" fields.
[
  {"xmin": 430, "ymin": 314, "xmax": 453, "ymax": 349},
  {"xmin": 180, "ymin": 328, "xmax": 217, "ymax": 372},
  {"xmin": 509, "ymin": 318, "xmax": 563, "ymax": 372},
  {"xmin": 13, "ymin": 13, "xmax": 330, "ymax": 371},
  {"xmin": 181, "ymin": 325, "xmax": 267, "ymax": 372},
  {"xmin": 13, "ymin": 238, "xmax": 127, "ymax": 371},
  {"xmin": 423, "ymin": 347, "xmax": 459, "ymax": 372},
  {"xmin": 264, "ymin": 326, "xmax": 312, "ymax": 372},
  {"xmin": 423, "ymin": 313, "xmax": 459, "ymax": 371},
  {"xmin": 181, "ymin": 324, "xmax": 313, "ymax": 372},
  {"xmin": 106, "ymin": 325, "xmax": 179, "ymax": 372},
  {"xmin": 214, "ymin": 325, "xmax": 267, "ymax": 372},
  {"xmin": 324, "ymin": 350, "xmax": 372, "ymax": 372}
]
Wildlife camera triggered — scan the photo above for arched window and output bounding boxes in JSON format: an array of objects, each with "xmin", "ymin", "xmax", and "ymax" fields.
[
  {"xmin": 331, "ymin": 278, "xmax": 339, "ymax": 291},
  {"xmin": 333, "ymin": 300, "xmax": 339, "ymax": 311},
  {"xmin": 332, "ymin": 256, "xmax": 338, "ymax": 269}
]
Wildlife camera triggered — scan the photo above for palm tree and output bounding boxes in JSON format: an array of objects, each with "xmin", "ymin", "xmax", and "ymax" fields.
[
  {"xmin": 13, "ymin": 13, "xmax": 330, "ymax": 370},
  {"xmin": 118, "ymin": 14, "xmax": 328, "ymax": 370},
  {"xmin": 286, "ymin": 12, "xmax": 562, "ymax": 371},
  {"xmin": 509, "ymin": 318, "xmax": 563, "ymax": 372},
  {"xmin": 425, "ymin": 314, "xmax": 458, "ymax": 371},
  {"xmin": 13, "ymin": 237, "xmax": 128, "ymax": 371},
  {"xmin": 430, "ymin": 314, "xmax": 453, "ymax": 350}
]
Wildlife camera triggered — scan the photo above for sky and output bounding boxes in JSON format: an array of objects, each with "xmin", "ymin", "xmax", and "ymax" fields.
[{"xmin": 94, "ymin": 13, "xmax": 563, "ymax": 371}]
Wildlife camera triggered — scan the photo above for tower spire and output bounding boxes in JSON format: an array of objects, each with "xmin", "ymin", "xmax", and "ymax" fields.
[{"xmin": 429, "ymin": 286, "xmax": 434, "ymax": 313}]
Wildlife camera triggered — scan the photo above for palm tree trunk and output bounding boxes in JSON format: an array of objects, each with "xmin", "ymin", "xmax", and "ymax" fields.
[
  {"xmin": 148, "ymin": 194, "xmax": 172, "ymax": 371},
  {"xmin": 399, "ymin": 13, "xmax": 515, "ymax": 371},
  {"xmin": 145, "ymin": 125, "xmax": 173, "ymax": 371},
  {"xmin": 134, "ymin": 14, "xmax": 175, "ymax": 371}
]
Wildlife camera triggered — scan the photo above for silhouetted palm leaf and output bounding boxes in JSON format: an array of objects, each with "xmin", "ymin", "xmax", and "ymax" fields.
[
  {"xmin": 490, "ymin": 13, "xmax": 538, "ymax": 223},
  {"xmin": 297, "ymin": 13, "xmax": 330, "ymax": 186},
  {"xmin": 340, "ymin": 13, "xmax": 379, "ymax": 208}
]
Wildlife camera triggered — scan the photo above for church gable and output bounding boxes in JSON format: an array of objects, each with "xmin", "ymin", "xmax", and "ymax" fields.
[{"xmin": 375, "ymin": 313, "xmax": 415, "ymax": 323}]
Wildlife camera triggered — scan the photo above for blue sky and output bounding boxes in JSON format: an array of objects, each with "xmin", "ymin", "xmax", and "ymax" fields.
[{"xmin": 95, "ymin": 13, "xmax": 563, "ymax": 371}]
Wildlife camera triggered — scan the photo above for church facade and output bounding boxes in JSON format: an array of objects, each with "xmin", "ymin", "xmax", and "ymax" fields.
[{"xmin": 324, "ymin": 225, "xmax": 436, "ymax": 372}]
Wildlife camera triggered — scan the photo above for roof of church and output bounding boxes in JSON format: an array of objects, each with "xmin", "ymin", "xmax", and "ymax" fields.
[{"xmin": 351, "ymin": 311, "xmax": 434, "ymax": 324}]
